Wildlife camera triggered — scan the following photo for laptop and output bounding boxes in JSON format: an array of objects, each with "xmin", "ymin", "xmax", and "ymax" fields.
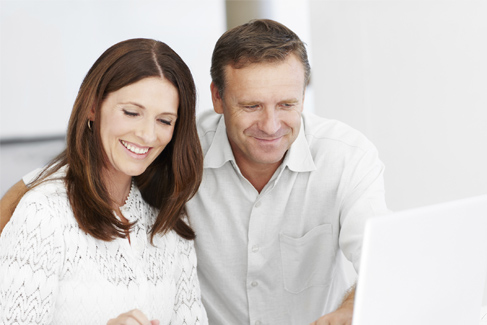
[{"xmin": 352, "ymin": 195, "xmax": 487, "ymax": 325}]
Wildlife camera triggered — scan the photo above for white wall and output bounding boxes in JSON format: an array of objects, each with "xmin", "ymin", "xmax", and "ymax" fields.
[
  {"xmin": 2, "ymin": 0, "xmax": 485, "ymax": 228},
  {"xmin": 0, "ymin": 0, "xmax": 225, "ymax": 194},
  {"xmin": 0, "ymin": 0, "xmax": 225, "ymax": 139},
  {"xmin": 6, "ymin": 1, "xmax": 483, "ymax": 212},
  {"xmin": 309, "ymin": 0, "xmax": 487, "ymax": 211}
]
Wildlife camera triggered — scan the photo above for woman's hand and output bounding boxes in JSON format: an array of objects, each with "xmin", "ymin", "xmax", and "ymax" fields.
[{"xmin": 107, "ymin": 309, "xmax": 159, "ymax": 325}]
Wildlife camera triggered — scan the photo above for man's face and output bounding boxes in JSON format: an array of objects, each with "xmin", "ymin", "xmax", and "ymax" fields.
[{"xmin": 211, "ymin": 54, "xmax": 305, "ymax": 173}]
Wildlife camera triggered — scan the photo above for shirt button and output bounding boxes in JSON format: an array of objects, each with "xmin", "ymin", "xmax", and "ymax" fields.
[
  {"xmin": 255, "ymin": 201, "xmax": 262, "ymax": 208},
  {"xmin": 252, "ymin": 245, "xmax": 260, "ymax": 253},
  {"xmin": 251, "ymin": 281, "xmax": 258, "ymax": 287}
]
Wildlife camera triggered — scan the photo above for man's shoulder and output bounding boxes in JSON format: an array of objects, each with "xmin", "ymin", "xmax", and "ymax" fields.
[
  {"xmin": 196, "ymin": 110, "xmax": 222, "ymax": 150},
  {"xmin": 302, "ymin": 112, "xmax": 377, "ymax": 152},
  {"xmin": 196, "ymin": 109, "xmax": 221, "ymax": 132}
]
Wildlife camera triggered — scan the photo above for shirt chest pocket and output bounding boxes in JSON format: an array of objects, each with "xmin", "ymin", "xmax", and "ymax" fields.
[{"xmin": 279, "ymin": 223, "xmax": 337, "ymax": 294}]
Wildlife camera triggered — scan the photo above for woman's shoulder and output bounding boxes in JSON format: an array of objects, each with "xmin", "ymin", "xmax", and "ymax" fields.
[
  {"xmin": 23, "ymin": 176, "xmax": 68, "ymax": 210},
  {"xmin": 13, "ymin": 170, "xmax": 73, "ymax": 230},
  {"xmin": 23, "ymin": 165, "xmax": 68, "ymax": 201},
  {"xmin": 0, "ymin": 175, "xmax": 70, "ymax": 255}
]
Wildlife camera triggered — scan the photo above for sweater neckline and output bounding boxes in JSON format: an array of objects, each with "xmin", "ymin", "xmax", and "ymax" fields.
[{"xmin": 119, "ymin": 180, "xmax": 142, "ymax": 224}]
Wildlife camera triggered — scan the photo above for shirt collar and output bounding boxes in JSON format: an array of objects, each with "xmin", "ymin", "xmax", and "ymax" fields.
[
  {"xmin": 283, "ymin": 118, "xmax": 317, "ymax": 172},
  {"xmin": 203, "ymin": 115, "xmax": 235, "ymax": 169},
  {"xmin": 203, "ymin": 115, "xmax": 316, "ymax": 172}
]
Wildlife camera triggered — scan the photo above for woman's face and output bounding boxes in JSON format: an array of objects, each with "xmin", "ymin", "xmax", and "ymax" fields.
[{"xmin": 97, "ymin": 76, "xmax": 179, "ymax": 183}]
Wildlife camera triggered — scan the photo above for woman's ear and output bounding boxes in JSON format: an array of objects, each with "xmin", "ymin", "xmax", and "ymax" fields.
[{"xmin": 88, "ymin": 105, "xmax": 96, "ymax": 121}]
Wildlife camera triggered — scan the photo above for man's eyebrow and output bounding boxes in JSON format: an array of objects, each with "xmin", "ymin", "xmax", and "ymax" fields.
[
  {"xmin": 279, "ymin": 98, "xmax": 299, "ymax": 103},
  {"xmin": 238, "ymin": 100, "xmax": 261, "ymax": 106},
  {"xmin": 238, "ymin": 98, "xmax": 300, "ymax": 105}
]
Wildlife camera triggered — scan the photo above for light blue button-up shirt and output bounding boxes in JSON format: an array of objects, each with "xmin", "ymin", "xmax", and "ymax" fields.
[{"xmin": 187, "ymin": 110, "xmax": 389, "ymax": 325}]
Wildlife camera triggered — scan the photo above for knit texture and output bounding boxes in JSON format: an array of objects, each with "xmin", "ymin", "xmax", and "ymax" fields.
[{"xmin": 0, "ymin": 174, "xmax": 207, "ymax": 324}]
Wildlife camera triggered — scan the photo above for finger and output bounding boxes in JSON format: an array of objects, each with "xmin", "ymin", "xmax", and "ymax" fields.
[
  {"xmin": 150, "ymin": 321, "xmax": 160, "ymax": 325},
  {"xmin": 107, "ymin": 315, "xmax": 141, "ymax": 325},
  {"xmin": 107, "ymin": 309, "xmax": 151, "ymax": 325},
  {"xmin": 310, "ymin": 319, "xmax": 330, "ymax": 325},
  {"xmin": 129, "ymin": 309, "xmax": 151, "ymax": 325},
  {"xmin": 107, "ymin": 315, "xmax": 130, "ymax": 325},
  {"xmin": 124, "ymin": 318, "xmax": 143, "ymax": 325}
]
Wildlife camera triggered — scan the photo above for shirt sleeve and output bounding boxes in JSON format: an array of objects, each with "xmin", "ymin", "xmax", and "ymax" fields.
[
  {"xmin": 0, "ymin": 189, "xmax": 63, "ymax": 324},
  {"xmin": 170, "ymin": 236, "xmax": 208, "ymax": 325},
  {"xmin": 339, "ymin": 146, "xmax": 391, "ymax": 272}
]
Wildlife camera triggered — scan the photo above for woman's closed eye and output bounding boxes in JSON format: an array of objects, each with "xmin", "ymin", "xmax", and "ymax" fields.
[
  {"xmin": 123, "ymin": 109, "xmax": 139, "ymax": 117},
  {"xmin": 158, "ymin": 119, "xmax": 172, "ymax": 126}
]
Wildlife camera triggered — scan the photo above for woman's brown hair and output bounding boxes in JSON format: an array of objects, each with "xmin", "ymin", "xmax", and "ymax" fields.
[{"xmin": 29, "ymin": 38, "xmax": 202, "ymax": 242}]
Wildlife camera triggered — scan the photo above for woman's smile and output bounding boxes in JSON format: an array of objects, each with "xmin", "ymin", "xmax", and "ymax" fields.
[{"xmin": 120, "ymin": 140, "xmax": 151, "ymax": 156}]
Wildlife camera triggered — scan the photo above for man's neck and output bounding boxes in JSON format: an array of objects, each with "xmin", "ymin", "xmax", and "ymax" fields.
[{"xmin": 236, "ymin": 159, "xmax": 282, "ymax": 193}]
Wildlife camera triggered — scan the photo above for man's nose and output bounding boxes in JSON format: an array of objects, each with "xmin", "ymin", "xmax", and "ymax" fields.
[{"xmin": 259, "ymin": 107, "xmax": 280, "ymax": 135}]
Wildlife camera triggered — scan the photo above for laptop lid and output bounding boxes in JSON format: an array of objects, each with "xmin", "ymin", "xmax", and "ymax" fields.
[{"xmin": 352, "ymin": 195, "xmax": 487, "ymax": 325}]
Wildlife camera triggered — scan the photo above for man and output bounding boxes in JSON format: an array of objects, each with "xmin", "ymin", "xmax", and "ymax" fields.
[{"xmin": 1, "ymin": 19, "xmax": 389, "ymax": 324}]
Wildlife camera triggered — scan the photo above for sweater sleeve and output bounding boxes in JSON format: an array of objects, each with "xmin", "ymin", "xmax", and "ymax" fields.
[
  {"xmin": 0, "ymin": 189, "xmax": 63, "ymax": 324},
  {"xmin": 170, "ymin": 236, "xmax": 208, "ymax": 325}
]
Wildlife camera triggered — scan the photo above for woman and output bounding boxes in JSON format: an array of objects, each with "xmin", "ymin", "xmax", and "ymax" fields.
[{"xmin": 0, "ymin": 38, "xmax": 207, "ymax": 324}]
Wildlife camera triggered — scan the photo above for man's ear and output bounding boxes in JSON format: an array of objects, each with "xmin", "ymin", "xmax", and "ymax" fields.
[
  {"xmin": 210, "ymin": 82, "xmax": 224, "ymax": 114},
  {"xmin": 300, "ymin": 89, "xmax": 306, "ymax": 113}
]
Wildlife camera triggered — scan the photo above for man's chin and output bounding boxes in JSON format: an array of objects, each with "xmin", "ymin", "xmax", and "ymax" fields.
[{"xmin": 250, "ymin": 151, "xmax": 287, "ymax": 166}]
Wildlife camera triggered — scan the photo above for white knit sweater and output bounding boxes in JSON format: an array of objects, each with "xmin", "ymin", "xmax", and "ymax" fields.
[{"xmin": 0, "ymin": 173, "xmax": 208, "ymax": 324}]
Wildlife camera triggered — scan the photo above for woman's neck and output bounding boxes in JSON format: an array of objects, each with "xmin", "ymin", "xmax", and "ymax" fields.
[
  {"xmin": 102, "ymin": 171, "xmax": 133, "ymax": 209},
  {"xmin": 102, "ymin": 169, "xmax": 133, "ymax": 244}
]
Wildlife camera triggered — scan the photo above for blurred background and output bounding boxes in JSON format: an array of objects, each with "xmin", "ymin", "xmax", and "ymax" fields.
[
  {"xmin": 2, "ymin": 0, "xmax": 486, "ymax": 211},
  {"xmin": 1, "ymin": 0, "xmax": 487, "ymax": 290},
  {"xmin": 2, "ymin": 0, "xmax": 486, "ymax": 210}
]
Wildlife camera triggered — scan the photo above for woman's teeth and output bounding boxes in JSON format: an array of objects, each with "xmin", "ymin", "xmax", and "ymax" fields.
[{"xmin": 121, "ymin": 141, "xmax": 149, "ymax": 154}]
